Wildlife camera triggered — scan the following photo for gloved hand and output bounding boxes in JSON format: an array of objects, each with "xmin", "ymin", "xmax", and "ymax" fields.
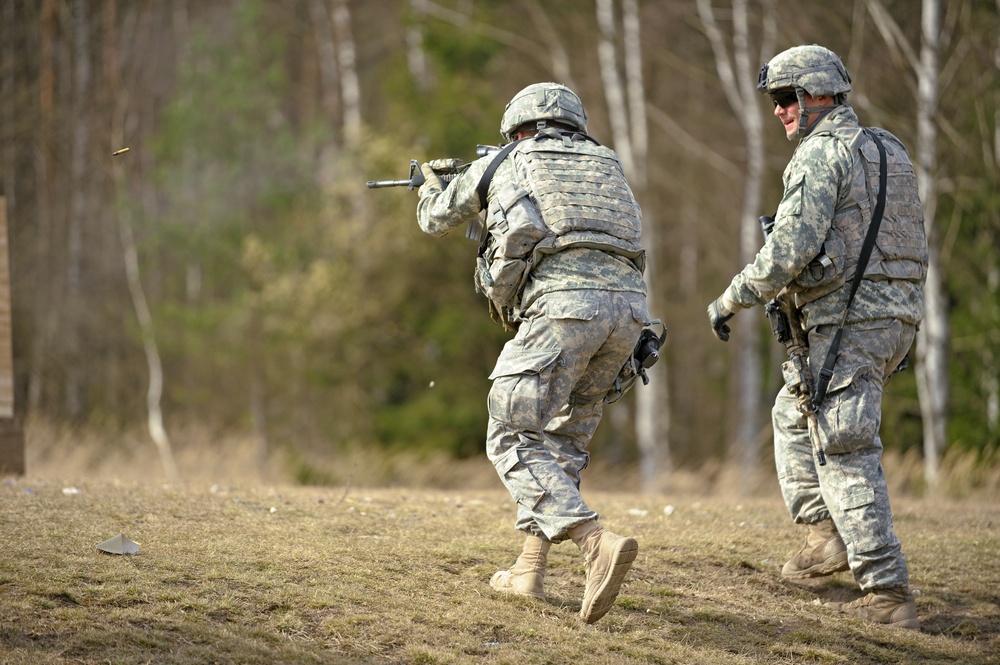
[
  {"xmin": 427, "ymin": 157, "xmax": 464, "ymax": 172},
  {"xmin": 417, "ymin": 162, "xmax": 443, "ymax": 199},
  {"xmin": 707, "ymin": 296, "xmax": 735, "ymax": 342}
]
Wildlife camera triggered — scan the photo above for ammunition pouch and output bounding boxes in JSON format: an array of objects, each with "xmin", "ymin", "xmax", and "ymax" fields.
[
  {"xmin": 781, "ymin": 350, "xmax": 813, "ymax": 401},
  {"xmin": 474, "ymin": 183, "xmax": 549, "ymax": 330}
]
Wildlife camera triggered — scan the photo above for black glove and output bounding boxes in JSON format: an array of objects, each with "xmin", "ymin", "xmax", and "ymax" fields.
[{"xmin": 707, "ymin": 297, "xmax": 735, "ymax": 342}]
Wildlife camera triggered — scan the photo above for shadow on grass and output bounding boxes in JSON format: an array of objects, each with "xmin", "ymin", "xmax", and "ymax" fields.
[{"xmin": 783, "ymin": 576, "xmax": 1000, "ymax": 643}]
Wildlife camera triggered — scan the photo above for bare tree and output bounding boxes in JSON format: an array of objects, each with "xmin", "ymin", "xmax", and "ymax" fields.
[
  {"xmin": 595, "ymin": 0, "xmax": 669, "ymax": 490},
  {"xmin": 104, "ymin": 0, "xmax": 178, "ymax": 483},
  {"xmin": 304, "ymin": 0, "xmax": 362, "ymax": 152},
  {"xmin": 596, "ymin": 0, "xmax": 634, "ymax": 172},
  {"xmin": 864, "ymin": 0, "xmax": 946, "ymax": 491},
  {"xmin": 331, "ymin": 0, "xmax": 362, "ymax": 150},
  {"xmin": 308, "ymin": 0, "xmax": 341, "ymax": 120},
  {"xmin": 67, "ymin": 0, "xmax": 92, "ymax": 420},
  {"xmin": 622, "ymin": 0, "xmax": 647, "ymax": 184},
  {"xmin": 988, "ymin": 0, "xmax": 1000, "ymax": 434},
  {"xmin": 696, "ymin": 0, "xmax": 776, "ymax": 485},
  {"xmin": 26, "ymin": 0, "xmax": 58, "ymax": 412},
  {"xmin": 521, "ymin": 0, "xmax": 574, "ymax": 87},
  {"xmin": 913, "ymin": 0, "xmax": 946, "ymax": 492},
  {"xmin": 406, "ymin": 0, "xmax": 432, "ymax": 92},
  {"xmin": 418, "ymin": 0, "xmax": 576, "ymax": 85}
]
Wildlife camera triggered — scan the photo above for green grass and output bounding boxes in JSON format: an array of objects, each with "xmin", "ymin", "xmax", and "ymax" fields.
[{"xmin": 1, "ymin": 476, "xmax": 998, "ymax": 664}]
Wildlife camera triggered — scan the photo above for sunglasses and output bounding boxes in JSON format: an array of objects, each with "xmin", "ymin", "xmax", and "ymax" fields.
[{"xmin": 771, "ymin": 89, "xmax": 799, "ymax": 108}]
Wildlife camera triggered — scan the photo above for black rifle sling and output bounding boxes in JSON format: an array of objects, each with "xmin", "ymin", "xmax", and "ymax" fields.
[
  {"xmin": 475, "ymin": 138, "xmax": 528, "ymax": 211},
  {"xmin": 472, "ymin": 130, "xmax": 603, "ymax": 254},
  {"xmin": 469, "ymin": 138, "xmax": 528, "ymax": 251},
  {"xmin": 812, "ymin": 128, "xmax": 888, "ymax": 407},
  {"xmin": 474, "ymin": 130, "xmax": 602, "ymax": 213}
]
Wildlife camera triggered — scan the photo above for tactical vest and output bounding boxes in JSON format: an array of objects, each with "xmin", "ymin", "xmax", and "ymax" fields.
[
  {"xmin": 474, "ymin": 131, "xmax": 645, "ymax": 322},
  {"xmin": 790, "ymin": 125, "xmax": 928, "ymax": 306}
]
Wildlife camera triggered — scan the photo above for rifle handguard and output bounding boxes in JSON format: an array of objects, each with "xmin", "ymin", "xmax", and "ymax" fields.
[{"xmin": 366, "ymin": 159, "xmax": 465, "ymax": 190}]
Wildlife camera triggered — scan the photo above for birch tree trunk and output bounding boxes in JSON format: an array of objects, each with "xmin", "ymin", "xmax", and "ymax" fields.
[
  {"xmin": 596, "ymin": 0, "xmax": 634, "ymax": 172},
  {"xmin": 914, "ymin": 0, "xmax": 946, "ymax": 492},
  {"xmin": 851, "ymin": 0, "xmax": 949, "ymax": 490},
  {"xmin": 595, "ymin": 0, "xmax": 668, "ymax": 489},
  {"xmin": 105, "ymin": 0, "xmax": 179, "ymax": 483},
  {"xmin": 331, "ymin": 0, "xmax": 361, "ymax": 150},
  {"xmin": 625, "ymin": 0, "xmax": 670, "ymax": 486},
  {"xmin": 308, "ymin": 0, "xmax": 340, "ymax": 120},
  {"xmin": 622, "ymin": 0, "xmax": 647, "ymax": 187},
  {"xmin": 696, "ymin": 0, "xmax": 775, "ymax": 486},
  {"xmin": 406, "ymin": 0, "xmax": 432, "ymax": 92}
]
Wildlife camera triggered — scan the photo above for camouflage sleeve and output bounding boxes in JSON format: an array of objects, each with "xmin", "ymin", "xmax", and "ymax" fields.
[
  {"xmin": 416, "ymin": 156, "xmax": 493, "ymax": 237},
  {"xmin": 723, "ymin": 135, "xmax": 853, "ymax": 310}
]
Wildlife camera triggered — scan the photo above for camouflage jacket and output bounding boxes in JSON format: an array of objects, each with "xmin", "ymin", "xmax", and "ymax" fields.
[
  {"xmin": 724, "ymin": 105, "xmax": 927, "ymax": 329},
  {"xmin": 416, "ymin": 134, "xmax": 647, "ymax": 315}
]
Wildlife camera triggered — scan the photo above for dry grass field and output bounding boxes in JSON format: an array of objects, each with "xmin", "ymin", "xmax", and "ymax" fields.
[{"xmin": 1, "ymin": 428, "xmax": 998, "ymax": 665}]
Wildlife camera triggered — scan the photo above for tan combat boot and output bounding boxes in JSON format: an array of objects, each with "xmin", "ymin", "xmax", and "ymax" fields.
[
  {"xmin": 490, "ymin": 535, "xmax": 550, "ymax": 601},
  {"xmin": 782, "ymin": 518, "xmax": 849, "ymax": 579},
  {"xmin": 569, "ymin": 519, "xmax": 638, "ymax": 624},
  {"xmin": 825, "ymin": 587, "xmax": 919, "ymax": 629}
]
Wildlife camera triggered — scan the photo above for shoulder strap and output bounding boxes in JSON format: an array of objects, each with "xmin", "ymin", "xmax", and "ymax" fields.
[
  {"xmin": 812, "ymin": 128, "xmax": 888, "ymax": 407},
  {"xmin": 474, "ymin": 130, "xmax": 602, "ymax": 210},
  {"xmin": 475, "ymin": 138, "xmax": 528, "ymax": 211},
  {"xmin": 464, "ymin": 138, "xmax": 529, "ymax": 242}
]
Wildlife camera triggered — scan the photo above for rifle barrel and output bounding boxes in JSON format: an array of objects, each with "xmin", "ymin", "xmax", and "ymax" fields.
[{"xmin": 366, "ymin": 179, "xmax": 412, "ymax": 188}]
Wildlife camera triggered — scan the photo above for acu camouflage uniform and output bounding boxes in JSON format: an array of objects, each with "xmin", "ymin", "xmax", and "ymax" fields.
[
  {"xmin": 722, "ymin": 99, "xmax": 928, "ymax": 591},
  {"xmin": 417, "ymin": 121, "xmax": 649, "ymax": 543}
]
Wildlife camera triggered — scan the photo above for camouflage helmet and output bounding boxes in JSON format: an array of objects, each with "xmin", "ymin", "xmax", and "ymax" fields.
[
  {"xmin": 757, "ymin": 44, "xmax": 852, "ymax": 98},
  {"xmin": 500, "ymin": 82, "xmax": 588, "ymax": 141}
]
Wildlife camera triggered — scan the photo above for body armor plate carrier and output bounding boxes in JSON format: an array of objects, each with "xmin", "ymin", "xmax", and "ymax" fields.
[
  {"xmin": 790, "ymin": 126, "xmax": 927, "ymax": 306},
  {"xmin": 475, "ymin": 130, "xmax": 645, "ymax": 322}
]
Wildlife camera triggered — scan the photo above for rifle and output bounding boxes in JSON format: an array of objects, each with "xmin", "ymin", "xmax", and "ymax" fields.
[
  {"xmin": 367, "ymin": 146, "xmax": 503, "ymax": 242},
  {"xmin": 760, "ymin": 215, "xmax": 826, "ymax": 466},
  {"xmin": 365, "ymin": 146, "xmax": 499, "ymax": 190}
]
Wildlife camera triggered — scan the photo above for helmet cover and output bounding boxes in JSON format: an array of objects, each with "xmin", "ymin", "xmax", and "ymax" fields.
[
  {"xmin": 500, "ymin": 82, "xmax": 588, "ymax": 141},
  {"xmin": 757, "ymin": 44, "xmax": 852, "ymax": 98}
]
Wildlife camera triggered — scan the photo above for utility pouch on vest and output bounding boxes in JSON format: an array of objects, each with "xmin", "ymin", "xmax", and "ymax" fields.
[
  {"xmin": 475, "ymin": 183, "xmax": 549, "ymax": 314},
  {"xmin": 797, "ymin": 252, "xmax": 837, "ymax": 287}
]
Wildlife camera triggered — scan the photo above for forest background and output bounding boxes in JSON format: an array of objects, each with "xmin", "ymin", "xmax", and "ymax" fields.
[{"xmin": 0, "ymin": 0, "xmax": 998, "ymax": 497}]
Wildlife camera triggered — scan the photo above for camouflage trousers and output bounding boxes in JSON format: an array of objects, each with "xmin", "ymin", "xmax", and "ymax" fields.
[
  {"xmin": 485, "ymin": 290, "xmax": 647, "ymax": 542},
  {"xmin": 774, "ymin": 318, "xmax": 915, "ymax": 590}
]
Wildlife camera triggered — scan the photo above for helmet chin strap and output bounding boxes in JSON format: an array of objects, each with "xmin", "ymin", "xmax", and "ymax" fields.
[
  {"xmin": 794, "ymin": 88, "xmax": 840, "ymax": 136},
  {"xmin": 795, "ymin": 89, "xmax": 809, "ymax": 135}
]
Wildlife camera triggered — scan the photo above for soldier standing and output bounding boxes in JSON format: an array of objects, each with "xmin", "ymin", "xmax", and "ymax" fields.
[
  {"xmin": 415, "ymin": 82, "xmax": 650, "ymax": 624},
  {"xmin": 707, "ymin": 45, "xmax": 927, "ymax": 629}
]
